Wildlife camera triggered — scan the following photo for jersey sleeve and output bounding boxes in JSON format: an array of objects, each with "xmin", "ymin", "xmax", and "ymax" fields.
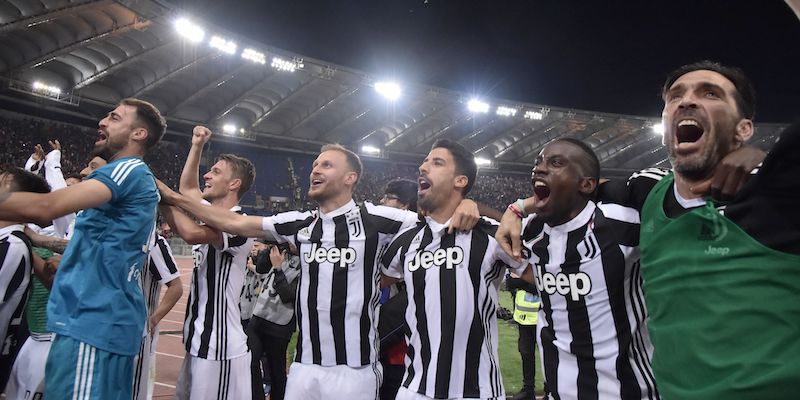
[
  {"xmin": 364, "ymin": 202, "xmax": 420, "ymax": 232},
  {"xmin": 149, "ymin": 235, "xmax": 181, "ymax": 284},
  {"xmin": 262, "ymin": 210, "xmax": 316, "ymax": 243},
  {"xmin": 380, "ymin": 225, "xmax": 420, "ymax": 279},
  {"xmin": 89, "ymin": 159, "xmax": 156, "ymax": 204},
  {"xmin": 597, "ymin": 168, "xmax": 668, "ymax": 211}
]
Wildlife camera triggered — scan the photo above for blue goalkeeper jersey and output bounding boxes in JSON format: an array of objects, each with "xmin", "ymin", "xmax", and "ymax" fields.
[{"xmin": 47, "ymin": 157, "xmax": 159, "ymax": 356}]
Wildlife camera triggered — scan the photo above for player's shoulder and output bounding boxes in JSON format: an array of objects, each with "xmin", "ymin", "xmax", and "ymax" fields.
[
  {"xmin": 627, "ymin": 167, "xmax": 670, "ymax": 185},
  {"xmin": 92, "ymin": 157, "xmax": 153, "ymax": 187},
  {"xmin": 363, "ymin": 201, "xmax": 415, "ymax": 220}
]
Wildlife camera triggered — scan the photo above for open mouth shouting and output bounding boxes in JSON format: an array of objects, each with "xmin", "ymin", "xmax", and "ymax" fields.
[
  {"xmin": 95, "ymin": 130, "xmax": 108, "ymax": 146},
  {"xmin": 418, "ymin": 176, "xmax": 432, "ymax": 196},
  {"xmin": 674, "ymin": 118, "xmax": 706, "ymax": 153},
  {"xmin": 310, "ymin": 176, "xmax": 324, "ymax": 190},
  {"xmin": 532, "ymin": 178, "xmax": 551, "ymax": 207}
]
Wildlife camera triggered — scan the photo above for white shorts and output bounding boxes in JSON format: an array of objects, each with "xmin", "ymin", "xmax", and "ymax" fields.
[
  {"xmin": 284, "ymin": 362, "xmax": 382, "ymax": 400},
  {"xmin": 131, "ymin": 331, "xmax": 160, "ymax": 400},
  {"xmin": 174, "ymin": 352, "xmax": 252, "ymax": 400},
  {"xmin": 4, "ymin": 334, "xmax": 53, "ymax": 400}
]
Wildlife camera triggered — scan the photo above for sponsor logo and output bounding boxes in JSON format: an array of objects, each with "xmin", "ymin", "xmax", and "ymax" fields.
[
  {"xmin": 408, "ymin": 247, "xmax": 464, "ymax": 272},
  {"xmin": 127, "ymin": 262, "xmax": 141, "ymax": 283},
  {"xmin": 704, "ymin": 245, "xmax": 730, "ymax": 256},
  {"xmin": 303, "ymin": 243, "xmax": 357, "ymax": 268},
  {"xmin": 535, "ymin": 264, "xmax": 592, "ymax": 301}
]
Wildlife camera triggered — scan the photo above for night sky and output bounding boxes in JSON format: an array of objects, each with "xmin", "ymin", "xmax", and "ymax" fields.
[{"xmin": 177, "ymin": 1, "xmax": 800, "ymax": 123}]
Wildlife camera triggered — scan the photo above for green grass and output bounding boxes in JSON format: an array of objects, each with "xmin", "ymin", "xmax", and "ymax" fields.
[
  {"xmin": 284, "ymin": 292, "xmax": 544, "ymax": 396},
  {"xmin": 498, "ymin": 291, "xmax": 544, "ymax": 396}
]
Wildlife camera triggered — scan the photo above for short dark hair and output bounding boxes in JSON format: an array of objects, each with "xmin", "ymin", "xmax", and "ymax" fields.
[
  {"xmin": 120, "ymin": 98, "xmax": 167, "ymax": 149},
  {"xmin": 320, "ymin": 144, "xmax": 363, "ymax": 186},
  {"xmin": 553, "ymin": 138, "xmax": 600, "ymax": 182},
  {"xmin": 0, "ymin": 164, "xmax": 50, "ymax": 194},
  {"xmin": 217, "ymin": 154, "xmax": 256, "ymax": 199},
  {"xmin": 662, "ymin": 60, "xmax": 756, "ymax": 120},
  {"xmin": 431, "ymin": 138, "xmax": 477, "ymax": 196},
  {"xmin": 65, "ymin": 173, "xmax": 83, "ymax": 182},
  {"xmin": 384, "ymin": 178, "xmax": 418, "ymax": 212}
]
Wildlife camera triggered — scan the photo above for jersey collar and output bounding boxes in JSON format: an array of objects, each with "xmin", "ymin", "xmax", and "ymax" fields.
[{"xmin": 318, "ymin": 199, "xmax": 356, "ymax": 219}]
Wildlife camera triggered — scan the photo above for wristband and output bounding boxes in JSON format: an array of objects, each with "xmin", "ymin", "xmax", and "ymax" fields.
[
  {"xmin": 507, "ymin": 203, "xmax": 523, "ymax": 219},
  {"xmin": 515, "ymin": 198, "xmax": 528, "ymax": 218}
]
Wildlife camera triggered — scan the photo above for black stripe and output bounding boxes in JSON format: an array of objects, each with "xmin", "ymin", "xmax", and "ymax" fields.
[
  {"xmin": 628, "ymin": 261, "xmax": 659, "ymax": 399},
  {"xmin": 433, "ymin": 231, "xmax": 458, "ymax": 398},
  {"xmin": 307, "ymin": 219, "xmax": 324, "ymax": 364},
  {"xmin": 148, "ymin": 255, "xmax": 163, "ymax": 282},
  {"xmin": 594, "ymin": 209, "xmax": 641, "ymax": 399},
  {"xmin": 185, "ymin": 266, "xmax": 200, "ymax": 353},
  {"xmin": 198, "ymin": 246, "xmax": 218, "ymax": 358},
  {"xmin": 380, "ymin": 221, "xmax": 425, "ymax": 269},
  {"xmin": 410, "ymin": 225, "xmax": 434, "ymax": 393},
  {"xmin": 227, "ymin": 235, "xmax": 248, "ymax": 248},
  {"xmin": 4, "ymin": 248, "xmax": 27, "ymax": 302},
  {"xmin": 480, "ymin": 262, "xmax": 503, "ymax": 397},
  {"xmin": 371, "ymin": 213, "xmax": 406, "ymax": 234},
  {"xmin": 275, "ymin": 214, "xmax": 316, "ymax": 236},
  {"xmin": 360, "ymin": 204, "xmax": 383, "ymax": 365},
  {"xmin": 462, "ymin": 229, "xmax": 489, "ymax": 397},
  {"xmin": 534, "ymin": 233, "xmax": 560, "ymax": 400},
  {"xmin": 294, "ymin": 267, "xmax": 304, "ymax": 362},
  {"xmin": 158, "ymin": 238, "xmax": 179, "ymax": 274},
  {"xmin": 331, "ymin": 214, "xmax": 350, "ymax": 364},
  {"xmin": 403, "ymin": 339, "xmax": 417, "ymax": 388},
  {"xmin": 564, "ymin": 226, "xmax": 599, "ymax": 400}
]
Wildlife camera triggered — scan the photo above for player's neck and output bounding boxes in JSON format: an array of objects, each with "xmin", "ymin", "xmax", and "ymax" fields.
[
  {"xmin": 673, "ymin": 173, "xmax": 704, "ymax": 200},
  {"xmin": 428, "ymin": 195, "xmax": 463, "ymax": 225},
  {"xmin": 107, "ymin": 146, "xmax": 144, "ymax": 162},
  {"xmin": 318, "ymin": 191, "xmax": 353, "ymax": 214},
  {"xmin": 210, "ymin": 193, "xmax": 240, "ymax": 210}
]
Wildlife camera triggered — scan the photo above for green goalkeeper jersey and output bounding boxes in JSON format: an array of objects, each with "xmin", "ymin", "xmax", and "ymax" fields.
[{"xmin": 640, "ymin": 173, "xmax": 800, "ymax": 399}]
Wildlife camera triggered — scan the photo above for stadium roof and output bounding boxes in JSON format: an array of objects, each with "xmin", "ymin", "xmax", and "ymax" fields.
[{"xmin": 0, "ymin": 0, "xmax": 785, "ymax": 175}]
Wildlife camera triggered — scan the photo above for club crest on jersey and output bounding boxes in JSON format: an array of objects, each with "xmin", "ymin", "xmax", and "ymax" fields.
[
  {"xmin": 535, "ymin": 264, "xmax": 592, "ymax": 301},
  {"xmin": 303, "ymin": 243, "xmax": 356, "ymax": 268},
  {"xmin": 408, "ymin": 246, "xmax": 464, "ymax": 272}
]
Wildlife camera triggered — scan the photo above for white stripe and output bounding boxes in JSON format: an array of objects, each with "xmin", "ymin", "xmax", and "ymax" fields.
[
  {"xmin": 113, "ymin": 160, "xmax": 143, "ymax": 185},
  {"xmin": 72, "ymin": 342, "xmax": 85, "ymax": 400},
  {"xmin": 84, "ymin": 346, "xmax": 96, "ymax": 399},
  {"xmin": 109, "ymin": 159, "xmax": 133, "ymax": 180}
]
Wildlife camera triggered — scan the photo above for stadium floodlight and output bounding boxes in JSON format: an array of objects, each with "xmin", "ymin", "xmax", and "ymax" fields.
[
  {"xmin": 222, "ymin": 124, "xmax": 237, "ymax": 134},
  {"xmin": 524, "ymin": 110, "xmax": 544, "ymax": 120},
  {"xmin": 374, "ymin": 81, "xmax": 401, "ymax": 101},
  {"xmin": 242, "ymin": 48, "xmax": 266, "ymax": 65},
  {"xmin": 32, "ymin": 81, "xmax": 62, "ymax": 95},
  {"xmin": 496, "ymin": 106, "xmax": 517, "ymax": 117},
  {"xmin": 271, "ymin": 57, "xmax": 297, "ymax": 72},
  {"xmin": 174, "ymin": 18, "xmax": 205, "ymax": 43},
  {"xmin": 475, "ymin": 157, "xmax": 492, "ymax": 167},
  {"xmin": 361, "ymin": 145, "xmax": 381, "ymax": 154},
  {"xmin": 467, "ymin": 99, "xmax": 490, "ymax": 114},
  {"xmin": 209, "ymin": 36, "xmax": 237, "ymax": 55},
  {"xmin": 652, "ymin": 123, "xmax": 665, "ymax": 135}
]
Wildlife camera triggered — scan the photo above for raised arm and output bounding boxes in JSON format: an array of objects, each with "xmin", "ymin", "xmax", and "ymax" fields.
[
  {"xmin": 158, "ymin": 179, "xmax": 269, "ymax": 239},
  {"xmin": 179, "ymin": 126, "xmax": 212, "ymax": 201}
]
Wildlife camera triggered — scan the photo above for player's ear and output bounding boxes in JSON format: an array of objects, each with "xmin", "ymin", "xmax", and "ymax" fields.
[{"xmin": 578, "ymin": 176, "xmax": 597, "ymax": 196}]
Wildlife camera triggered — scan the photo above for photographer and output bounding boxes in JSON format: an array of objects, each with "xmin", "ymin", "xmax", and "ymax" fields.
[{"xmin": 246, "ymin": 243, "xmax": 300, "ymax": 400}]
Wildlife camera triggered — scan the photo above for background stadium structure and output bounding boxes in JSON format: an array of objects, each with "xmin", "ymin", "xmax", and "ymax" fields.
[{"xmin": 0, "ymin": 0, "xmax": 788, "ymax": 203}]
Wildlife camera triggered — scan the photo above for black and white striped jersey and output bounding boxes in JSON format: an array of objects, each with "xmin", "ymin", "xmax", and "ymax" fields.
[
  {"xmin": 381, "ymin": 217, "xmax": 528, "ymax": 399},
  {"xmin": 184, "ymin": 206, "xmax": 254, "ymax": 360},
  {"xmin": 142, "ymin": 235, "xmax": 181, "ymax": 327},
  {"xmin": 260, "ymin": 200, "xmax": 419, "ymax": 367},
  {"xmin": 0, "ymin": 225, "xmax": 32, "ymax": 358},
  {"xmin": 522, "ymin": 201, "xmax": 659, "ymax": 400}
]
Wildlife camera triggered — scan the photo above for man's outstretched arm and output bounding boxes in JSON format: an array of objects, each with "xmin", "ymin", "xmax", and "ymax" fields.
[
  {"xmin": 158, "ymin": 180, "xmax": 270, "ymax": 239},
  {"xmin": 0, "ymin": 179, "xmax": 111, "ymax": 227}
]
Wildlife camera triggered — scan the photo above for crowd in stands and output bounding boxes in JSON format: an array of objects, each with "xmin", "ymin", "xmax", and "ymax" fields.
[{"xmin": 1, "ymin": 114, "xmax": 532, "ymax": 213}]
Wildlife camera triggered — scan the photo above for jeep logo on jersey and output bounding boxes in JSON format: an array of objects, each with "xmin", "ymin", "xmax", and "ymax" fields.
[
  {"xmin": 408, "ymin": 247, "xmax": 465, "ymax": 272},
  {"xmin": 535, "ymin": 264, "xmax": 592, "ymax": 301},
  {"xmin": 303, "ymin": 243, "xmax": 357, "ymax": 268}
]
